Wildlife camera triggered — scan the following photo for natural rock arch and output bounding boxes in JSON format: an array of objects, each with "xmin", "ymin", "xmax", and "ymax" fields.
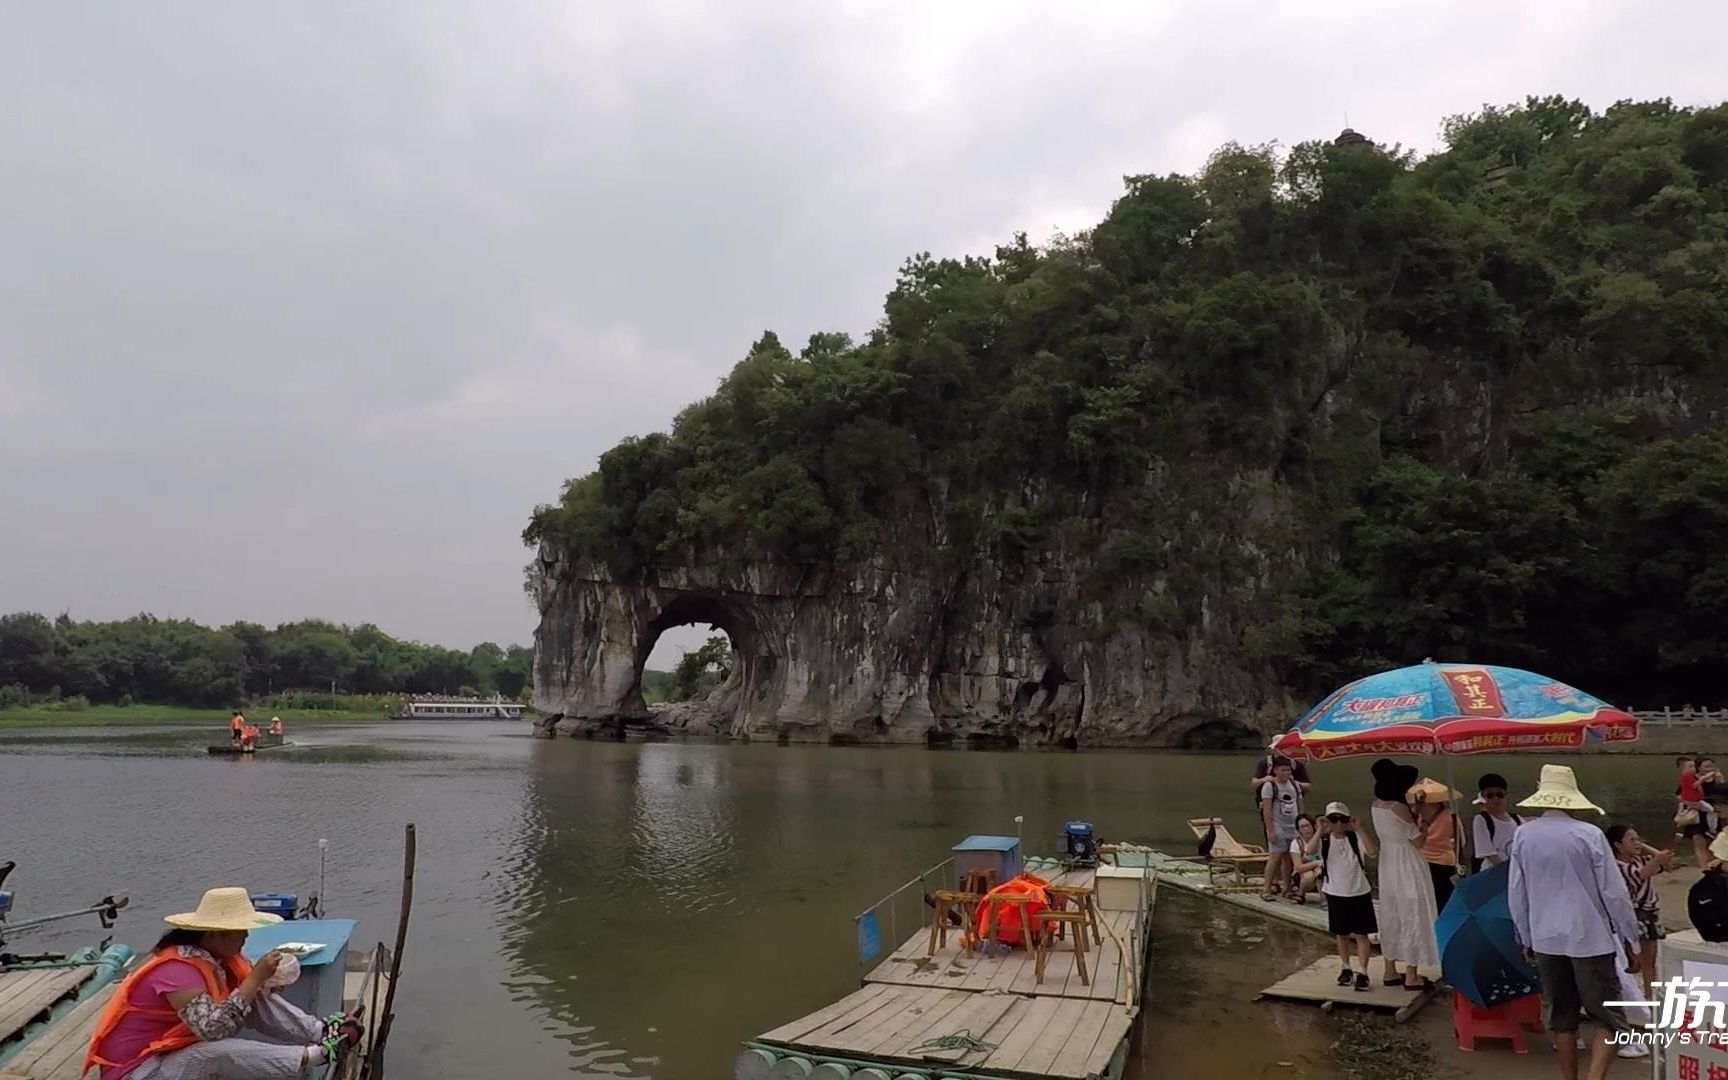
[{"xmin": 529, "ymin": 549, "xmax": 1288, "ymax": 745}]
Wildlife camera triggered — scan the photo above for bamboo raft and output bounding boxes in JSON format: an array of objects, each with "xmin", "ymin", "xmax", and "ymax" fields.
[{"xmin": 738, "ymin": 857, "xmax": 1156, "ymax": 1080}]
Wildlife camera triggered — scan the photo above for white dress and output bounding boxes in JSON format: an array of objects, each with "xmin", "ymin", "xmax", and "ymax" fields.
[{"xmin": 1371, "ymin": 801, "xmax": 1440, "ymax": 968}]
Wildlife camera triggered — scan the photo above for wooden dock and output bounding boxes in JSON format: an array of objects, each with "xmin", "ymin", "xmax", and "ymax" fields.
[
  {"xmin": 0, "ymin": 967, "xmax": 97, "ymax": 1050},
  {"xmin": 1257, "ymin": 956, "xmax": 1435, "ymax": 1022},
  {"xmin": 0, "ymin": 982, "xmax": 117, "ymax": 1080},
  {"xmin": 1121, "ymin": 847, "xmax": 1354, "ymax": 938},
  {"xmin": 740, "ymin": 863, "xmax": 1154, "ymax": 1080}
]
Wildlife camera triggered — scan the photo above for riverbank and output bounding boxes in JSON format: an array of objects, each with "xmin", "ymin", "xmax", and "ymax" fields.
[{"xmin": 0, "ymin": 703, "xmax": 395, "ymax": 728}]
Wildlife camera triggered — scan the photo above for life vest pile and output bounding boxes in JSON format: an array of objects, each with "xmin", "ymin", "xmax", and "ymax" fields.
[{"xmin": 971, "ymin": 873, "xmax": 1051, "ymax": 948}]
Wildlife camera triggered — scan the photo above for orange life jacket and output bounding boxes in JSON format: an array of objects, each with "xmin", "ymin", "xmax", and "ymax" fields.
[
  {"xmin": 230, "ymin": 715, "xmax": 244, "ymax": 732},
  {"xmin": 971, "ymin": 873, "xmax": 1051, "ymax": 947},
  {"xmin": 86, "ymin": 949, "xmax": 252, "ymax": 1075}
]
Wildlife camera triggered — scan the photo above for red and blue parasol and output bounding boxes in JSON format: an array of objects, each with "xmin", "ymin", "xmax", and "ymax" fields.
[{"xmin": 1271, "ymin": 661, "xmax": 1638, "ymax": 761}]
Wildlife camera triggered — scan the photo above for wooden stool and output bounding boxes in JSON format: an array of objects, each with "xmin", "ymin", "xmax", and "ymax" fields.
[
  {"xmin": 960, "ymin": 868, "xmax": 997, "ymax": 897},
  {"xmin": 983, "ymin": 894, "xmax": 1034, "ymax": 954},
  {"xmin": 1033, "ymin": 911, "xmax": 1089, "ymax": 985},
  {"xmin": 926, "ymin": 890, "xmax": 981, "ymax": 955},
  {"xmin": 1045, "ymin": 884, "xmax": 1102, "ymax": 947}
]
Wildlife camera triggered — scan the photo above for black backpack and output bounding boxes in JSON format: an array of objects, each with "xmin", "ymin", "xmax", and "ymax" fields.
[
  {"xmin": 1470, "ymin": 813, "xmax": 1523, "ymax": 874},
  {"xmin": 1319, "ymin": 832, "xmax": 1363, "ymax": 883},
  {"xmin": 1690, "ymin": 870, "xmax": 1728, "ymax": 942}
]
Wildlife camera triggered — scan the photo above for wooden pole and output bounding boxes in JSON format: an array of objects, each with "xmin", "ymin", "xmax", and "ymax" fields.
[{"xmin": 366, "ymin": 823, "xmax": 416, "ymax": 1080}]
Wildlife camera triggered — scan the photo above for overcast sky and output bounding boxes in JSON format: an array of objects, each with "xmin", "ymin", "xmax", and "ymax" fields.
[{"xmin": 2, "ymin": 2, "xmax": 1723, "ymax": 667}]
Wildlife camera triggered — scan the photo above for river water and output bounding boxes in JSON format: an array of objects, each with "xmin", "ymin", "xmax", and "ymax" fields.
[{"xmin": 0, "ymin": 723, "xmax": 1688, "ymax": 1078}]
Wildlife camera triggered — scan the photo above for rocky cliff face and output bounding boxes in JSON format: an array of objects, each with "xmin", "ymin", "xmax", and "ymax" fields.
[{"xmin": 529, "ymin": 479, "xmax": 1300, "ymax": 747}]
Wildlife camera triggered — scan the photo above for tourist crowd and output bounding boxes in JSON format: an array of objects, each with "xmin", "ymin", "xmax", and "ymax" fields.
[{"xmin": 1250, "ymin": 753, "xmax": 1720, "ymax": 1080}]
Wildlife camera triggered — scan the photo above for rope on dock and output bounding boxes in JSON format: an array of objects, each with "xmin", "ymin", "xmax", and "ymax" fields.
[{"xmin": 911, "ymin": 1030, "xmax": 997, "ymax": 1055}]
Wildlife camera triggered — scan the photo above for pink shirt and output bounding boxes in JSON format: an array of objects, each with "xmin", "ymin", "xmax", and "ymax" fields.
[{"xmin": 100, "ymin": 959, "xmax": 206, "ymax": 1080}]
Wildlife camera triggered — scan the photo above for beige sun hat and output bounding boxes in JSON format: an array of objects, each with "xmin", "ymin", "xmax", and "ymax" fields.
[
  {"xmin": 1516, "ymin": 764, "xmax": 1605, "ymax": 815},
  {"xmin": 1710, "ymin": 832, "xmax": 1728, "ymax": 863},
  {"xmin": 164, "ymin": 887, "xmax": 283, "ymax": 931},
  {"xmin": 1408, "ymin": 778, "xmax": 1463, "ymax": 804}
]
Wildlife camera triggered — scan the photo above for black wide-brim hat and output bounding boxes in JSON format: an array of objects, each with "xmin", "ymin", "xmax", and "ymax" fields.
[{"xmin": 1371, "ymin": 757, "xmax": 1420, "ymax": 802}]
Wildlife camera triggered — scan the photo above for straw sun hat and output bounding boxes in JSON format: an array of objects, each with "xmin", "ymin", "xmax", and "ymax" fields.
[
  {"xmin": 1515, "ymin": 764, "xmax": 1605, "ymax": 815},
  {"xmin": 164, "ymin": 887, "xmax": 283, "ymax": 932}
]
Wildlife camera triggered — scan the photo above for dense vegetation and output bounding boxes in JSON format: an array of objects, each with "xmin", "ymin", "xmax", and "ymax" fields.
[
  {"xmin": 0, "ymin": 612, "xmax": 532, "ymax": 708},
  {"xmin": 528, "ymin": 97, "xmax": 1728, "ymax": 705}
]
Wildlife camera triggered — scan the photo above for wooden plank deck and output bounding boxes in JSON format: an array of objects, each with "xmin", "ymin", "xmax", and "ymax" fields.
[
  {"xmin": 0, "ymin": 968, "xmax": 96, "ymax": 1048},
  {"xmin": 756, "ymin": 984, "xmax": 1129, "ymax": 1080},
  {"xmin": 1128, "ymin": 849, "xmax": 1360, "ymax": 938},
  {"xmin": 752, "ymin": 861, "xmax": 1153, "ymax": 1079},
  {"xmin": 1256, "ymin": 956, "xmax": 1436, "ymax": 1022},
  {"xmin": 0, "ymin": 982, "xmax": 117, "ymax": 1080}
]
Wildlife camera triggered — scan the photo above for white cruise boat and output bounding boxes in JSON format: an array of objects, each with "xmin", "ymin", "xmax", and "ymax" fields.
[{"xmin": 398, "ymin": 695, "xmax": 525, "ymax": 720}]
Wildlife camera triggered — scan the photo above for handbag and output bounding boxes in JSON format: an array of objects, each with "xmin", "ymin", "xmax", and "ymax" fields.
[{"xmin": 1677, "ymin": 805, "xmax": 1702, "ymax": 828}]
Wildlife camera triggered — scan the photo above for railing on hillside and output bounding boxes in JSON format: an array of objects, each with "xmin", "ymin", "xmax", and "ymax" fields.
[
  {"xmin": 852, "ymin": 857, "xmax": 956, "ymax": 984},
  {"xmin": 1634, "ymin": 708, "xmax": 1728, "ymax": 726}
]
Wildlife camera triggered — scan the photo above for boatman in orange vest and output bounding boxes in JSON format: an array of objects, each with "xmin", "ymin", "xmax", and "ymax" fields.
[
  {"xmin": 228, "ymin": 711, "xmax": 245, "ymax": 748},
  {"xmin": 86, "ymin": 886, "xmax": 362, "ymax": 1079}
]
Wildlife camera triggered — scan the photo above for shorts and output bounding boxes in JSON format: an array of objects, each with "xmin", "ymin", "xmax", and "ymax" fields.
[
  {"xmin": 1270, "ymin": 824, "xmax": 1300, "ymax": 848},
  {"xmin": 1325, "ymin": 891, "xmax": 1377, "ymax": 937},
  {"xmin": 1533, "ymin": 952, "xmax": 1630, "ymax": 1034},
  {"xmin": 1636, "ymin": 909, "xmax": 1667, "ymax": 942},
  {"xmin": 1683, "ymin": 821, "xmax": 1713, "ymax": 839}
]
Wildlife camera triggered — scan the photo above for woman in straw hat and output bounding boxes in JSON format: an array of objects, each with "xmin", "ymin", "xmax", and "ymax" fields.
[
  {"xmin": 86, "ymin": 887, "xmax": 362, "ymax": 1080},
  {"xmin": 1369, "ymin": 758, "xmax": 1440, "ymax": 989},
  {"xmin": 1410, "ymin": 778, "xmax": 1462, "ymax": 911}
]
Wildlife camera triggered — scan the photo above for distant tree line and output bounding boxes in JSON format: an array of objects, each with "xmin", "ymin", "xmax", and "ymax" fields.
[{"xmin": 0, "ymin": 612, "xmax": 532, "ymax": 708}]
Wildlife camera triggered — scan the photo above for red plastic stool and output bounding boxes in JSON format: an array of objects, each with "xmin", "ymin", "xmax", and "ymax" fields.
[{"xmin": 1453, "ymin": 991, "xmax": 1539, "ymax": 1053}]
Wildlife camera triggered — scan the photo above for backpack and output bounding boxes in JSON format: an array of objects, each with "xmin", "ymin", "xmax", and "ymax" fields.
[
  {"xmin": 1319, "ymin": 832, "xmax": 1362, "ymax": 884},
  {"xmin": 1482, "ymin": 812, "xmax": 1522, "ymax": 839},
  {"xmin": 1691, "ymin": 871, "xmax": 1728, "ymax": 943},
  {"xmin": 1471, "ymin": 813, "xmax": 1524, "ymax": 874}
]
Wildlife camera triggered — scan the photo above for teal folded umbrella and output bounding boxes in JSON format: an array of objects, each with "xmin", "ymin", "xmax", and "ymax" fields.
[{"xmin": 1438, "ymin": 860, "xmax": 1540, "ymax": 1007}]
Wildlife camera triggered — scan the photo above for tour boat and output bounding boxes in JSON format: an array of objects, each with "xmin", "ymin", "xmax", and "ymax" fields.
[{"xmin": 396, "ymin": 695, "xmax": 525, "ymax": 720}]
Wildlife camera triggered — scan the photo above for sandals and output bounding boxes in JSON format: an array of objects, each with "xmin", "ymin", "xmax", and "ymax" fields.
[
  {"xmin": 1403, "ymin": 978, "xmax": 1435, "ymax": 992},
  {"xmin": 1291, "ymin": 891, "xmax": 1306, "ymax": 906}
]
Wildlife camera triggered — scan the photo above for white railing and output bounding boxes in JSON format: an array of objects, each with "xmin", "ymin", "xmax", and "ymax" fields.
[{"xmin": 1634, "ymin": 708, "xmax": 1728, "ymax": 726}]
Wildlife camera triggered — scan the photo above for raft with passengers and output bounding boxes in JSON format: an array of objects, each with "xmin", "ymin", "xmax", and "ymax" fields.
[{"xmin": 208, "ymin": 713, "xmax": 292, "ymax": 756}]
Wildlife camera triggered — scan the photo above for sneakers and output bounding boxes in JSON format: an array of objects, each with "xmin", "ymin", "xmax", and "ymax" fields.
[
  {"xmin": 319, "ymin": 1010, "xmax": 365, "ymax": 1066},
  {"xmin": 1353, "ymin": 973, "xmax": 1371, "ymax": 992},
  {"xmin": 1335, "ymin": 967, "xmax": 1353, "ymax": 987},
  {"xmin": 1617, "ymin": 1042, "xmax": 1651, "ymax": 1059}
]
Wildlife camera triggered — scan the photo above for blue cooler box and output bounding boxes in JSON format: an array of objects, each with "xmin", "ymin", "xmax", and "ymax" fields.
[{"xmin": 951, "ymin": 835, "xmax": 1023, "ymax": 885}]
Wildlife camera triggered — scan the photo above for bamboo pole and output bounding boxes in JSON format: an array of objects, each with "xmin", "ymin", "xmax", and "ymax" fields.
[{"xmin": 366, "ymin": 823, "xmax": 416, "ymax": 1080}]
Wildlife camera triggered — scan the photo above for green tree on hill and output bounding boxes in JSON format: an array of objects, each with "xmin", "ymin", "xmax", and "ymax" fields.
[{"xmin": 528, "ymin": 97, "xmax": 1728, "ymax": 706}]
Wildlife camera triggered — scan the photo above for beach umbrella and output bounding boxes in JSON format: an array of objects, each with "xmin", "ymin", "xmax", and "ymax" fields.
[
  {"xmin": 1270, "ymin": 661, "xmax": 1638, "ymax": 762},
  {"xmin": 1436, "ymin": 861, "xmax": 1540, "ymax": 1008},
  {"xmin": 1271, "ymin": 660, "xmax": 1638, "ymax": 873}
]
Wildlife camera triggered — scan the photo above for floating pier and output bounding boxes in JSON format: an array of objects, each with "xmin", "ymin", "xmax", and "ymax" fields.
[{"xmin": 738, "ymin": 858, "xmax": 1156, "ymax": 1080}]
